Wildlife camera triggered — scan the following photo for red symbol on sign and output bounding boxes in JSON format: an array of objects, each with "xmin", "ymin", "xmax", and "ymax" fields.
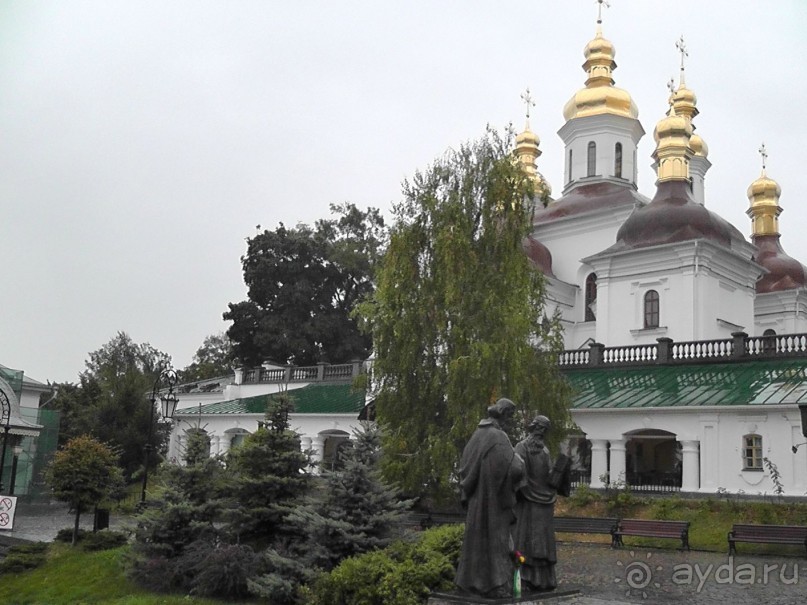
[
  {"xmin": 0, "ymin": 498, "xmax": 12, "ymax": 512},
  {"xmin": 0, "ymin": 513, "xmax": 9, "ymax": 526}
]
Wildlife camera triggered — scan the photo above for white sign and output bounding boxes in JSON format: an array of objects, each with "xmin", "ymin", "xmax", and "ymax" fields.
[{"xmin": 0, "ymin": 496, "xmax": 17, "ymax": 530}]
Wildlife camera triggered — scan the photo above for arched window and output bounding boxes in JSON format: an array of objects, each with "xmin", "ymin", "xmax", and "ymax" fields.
[
  {"xmin": 742, "ymin": 434, "xmax": 762, "ymax": 470},
  {"xmin": 584, "ymin": 273, "xmax": 597, "ymax": 322},
  {"xmin": 644, "ymin": 290, "xmax": 660, "ymax": 328},
  {"xmin": 587, "ymin": 141, "xmax": 596, "ymax": 177},
  {"xmin": 614, "ymin": 142, "xmax": 623, "ymax": 178},
  {"xmin": 762, "ymin": 329, "xmax": 777, "ymax": 353},
  {"xmin": 567, "ymin": 149, "xmax": 573, "ymax": 183}
]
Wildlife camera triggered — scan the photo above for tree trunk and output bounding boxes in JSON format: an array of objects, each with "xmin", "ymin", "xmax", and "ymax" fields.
[{"xmin": 72, "ymin": 505, "xmax": 81, "ymax": 546}]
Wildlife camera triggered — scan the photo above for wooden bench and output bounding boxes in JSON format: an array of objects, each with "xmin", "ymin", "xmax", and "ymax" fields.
[
  {"xmin": 411, "ymin": 511, "xmax": 465, "ymax": 529},
  {"xmin": 728, "ymin": 524, "xmax": 807, "ymax": 556},
  {"xmin": 612, "ymin": 519, "xmax": 690, "ymax": 550},
  {"xmin": 554, "ymin": 516, "xmax": 620, "ymax": 546}
]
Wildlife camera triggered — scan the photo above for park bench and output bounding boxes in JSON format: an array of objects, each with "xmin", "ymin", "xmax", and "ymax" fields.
[
  {"xmin": 727, "ymin": 524, "xmax": 807, "ymax": 557},
  {"xmin": 411, "ymin": 511, "xmax": 465, "ymax": 529},
  {"xmin": 612, "ymin": 518, "xmax": 690, "ymax": 550},
  {"xmin": 553, "ymin": 516, "xmax": 620, "ymax": 546}
]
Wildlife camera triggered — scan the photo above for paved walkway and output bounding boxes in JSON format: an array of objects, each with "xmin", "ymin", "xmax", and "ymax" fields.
[
  {"xmin": 3, "ymin": 507, "xmax": 807, "ymax": 604},
  {"xmin": 556, "ymin": 542, "xmax": 807, "ymax": 605},
  {"xmin": 0, "ymin": 502, "xmax": 129, "ymax": 544}
]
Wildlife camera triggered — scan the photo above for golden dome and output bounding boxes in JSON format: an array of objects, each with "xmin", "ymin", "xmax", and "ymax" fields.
[
  {"xmin": 563, "ymin": 27, "xmax": 639, "ymax": 121},
  {"xmin": 652, "ymin": 105, "xmax": 693, "ymax": 182},
  {"xmin": 514, "ymin": 121, "xmax": 551, "ymax": 196},
  {"xmin": 689, "ymin": 134, "xmax": 708, "ymax": 158},
  {"xmin": 746, "ymin": 169, "xmax": 782, "ymax": 237},
  {"xmin": 671, "ymin": 85, "xmax": 698, "ymax": 120}
]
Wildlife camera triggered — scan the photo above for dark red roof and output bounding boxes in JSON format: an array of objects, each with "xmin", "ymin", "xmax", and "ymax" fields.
[
  {"xmin": 609, "ymin": 181, "xmax": 745, "ymax": 252},
  {"xmin": 533, "ymin": 181, "xmax": 648, "ymax": 225},
  {"xmin": 523, "ymin": 235, "xmax": 554, "ymax": 276},
  {"xmin": 752, "ymin": 235, "xmax": 807, "ymax": 293}
]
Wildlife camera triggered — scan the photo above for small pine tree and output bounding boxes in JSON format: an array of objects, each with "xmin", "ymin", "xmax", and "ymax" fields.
[
  {"xmin": 248, "ymin": 423, "xmax": 412, "ymax": 603},
  {"xmin": 127, "ymin": 429, "xmax": 232, "ymax": 593},
  {"xmin": 227, "ymin": 394, "xmax": 311, "ymax": 544}
]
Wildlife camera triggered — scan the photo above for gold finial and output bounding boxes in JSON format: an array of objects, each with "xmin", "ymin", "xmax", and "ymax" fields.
[
  {"xmin": 758, "ymin": 142, "xmax": 768, "ymax": 175},
  {"xmin": 675, "ymin": 35, "xmax": 688, "ymax": 87},
  {"xmin": 596, "ymin": 0, "xmax": 610, "ymax": 26},
  {"xmin": 520, "ymin": 88, "xmax": 535, "ymax": 121}
]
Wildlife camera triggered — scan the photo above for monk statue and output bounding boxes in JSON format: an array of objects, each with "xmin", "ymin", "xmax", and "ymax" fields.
[
  {"xmin": 455, "ymin": 398, "xmax": 525, "ymax": 598},
  {"xmin": 513, "ymin": 415, "xmax": 571, "ymax": 593}
]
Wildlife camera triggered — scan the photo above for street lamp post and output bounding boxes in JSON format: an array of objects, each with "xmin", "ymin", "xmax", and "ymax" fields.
[
  {"xmin": 9, "ymin": 443, "xmax": 23, "ymax": 496},
  {"xmin": 139, "ymin": 367, "xmax": 179, "ymax": 504},
  {"xmin": 0, "ymin": 389, "xmax": 10, "ymax": 494}
]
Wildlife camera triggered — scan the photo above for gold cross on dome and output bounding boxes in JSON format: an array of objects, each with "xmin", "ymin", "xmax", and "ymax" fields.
[
  {"xmin": 666, "ymin": 77, "xmax": 676, "ymax": 107},
  {"xmin": 676, "ymin": 36, "xmax": 689, "ymax": 74},
  {"xmin": 520, "ymin": 88, "xmax": 535, "ymax": 120},
  {"xmin": 759, "ymin": 142, "xmax": 768, "ymax": 172},
  {"xmin": 596, "ymin": 0, "xmax": 611, "ymax": 25}
]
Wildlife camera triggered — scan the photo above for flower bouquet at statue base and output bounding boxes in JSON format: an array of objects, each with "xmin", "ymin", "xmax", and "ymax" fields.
[{"xmin": 512, "ymin": 549, "xmax": 526, "ymax": 598}]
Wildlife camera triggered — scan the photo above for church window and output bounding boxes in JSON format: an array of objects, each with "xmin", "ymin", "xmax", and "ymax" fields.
[
  {"xmin": 742, "ymin": 434, "xmax": 763, "ymax": 470},
  {"xmin": 567, "ymin": 149, "xmax": 573, "ymax": 183},
  {"xmin": 587, "ymin": 141, "xmax": 596, "ymax": 177},
  {"xmin": 584, "ymin": 273, "xmax": 597, "ymax": 322},
  {"xmin": 614, "ymin": 142, "xmax": 623, "ymax": 178},
  {"xmin": 644, "ymin": 290, "xmax": 660, "ymax": 328}
]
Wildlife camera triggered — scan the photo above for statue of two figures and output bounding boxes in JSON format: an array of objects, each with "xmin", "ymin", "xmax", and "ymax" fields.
[{"xmin": 454, "ymin": 398, "xmax": 571, "ymax": 600}]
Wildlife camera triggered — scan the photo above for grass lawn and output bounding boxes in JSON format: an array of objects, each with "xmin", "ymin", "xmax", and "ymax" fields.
[{"xmin": 0, "ymin": 543, "xmax": 230, "ymax": 605}]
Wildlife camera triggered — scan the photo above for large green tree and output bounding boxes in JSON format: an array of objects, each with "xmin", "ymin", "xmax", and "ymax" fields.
[
  {"xmin": 224, "ymin": 203, "xmax": 386, "ymax": 367},
  {"xmin": 359, "ymin": 129, "xmax": 572, "ymax": 501},
  {"xmin": 178, "ymin": 332, "xmax": 234, "ymax": 382},
  {"xmin": 49, "ymin": 332, "xmax": 172, "ymax": 481}
]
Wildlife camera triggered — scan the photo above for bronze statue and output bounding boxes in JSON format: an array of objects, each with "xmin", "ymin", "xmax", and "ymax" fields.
[
  {"xmin": 455, "ymin": 398, "xmax": 524, "ymax": 598},
  {"xmin": 513, "ymin": 415, "xmax": 571, "ymax": 593}
]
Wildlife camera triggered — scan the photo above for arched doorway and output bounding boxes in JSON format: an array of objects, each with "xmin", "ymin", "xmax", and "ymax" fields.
[
  {"xmin": 319, "ymin": 429, "xmax": 351, "ymax": 471},
  {"xmin": 625, "ymin": 429, "xmax": 681, "ymax": 492}
]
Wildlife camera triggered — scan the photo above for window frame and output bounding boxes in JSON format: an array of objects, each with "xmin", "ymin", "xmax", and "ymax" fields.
[
  {"xmin": 643, "ymin": 289, "xmax": 660, "ymax": 329},
  {"xmin": 587, "ymin": 141, "xmax": 596, "ymax": 177},
  {"xmin": 584, "ymin": 273, "xmax": 597, "ymax": 322},
  {"xmin": 742, "ymin": 434, "xmax": 763, "ymax": 471}
]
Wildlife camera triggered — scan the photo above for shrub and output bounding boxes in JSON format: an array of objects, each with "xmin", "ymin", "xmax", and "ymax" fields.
[
  {"xmin": 81, "ymin": 530, "xmax": 129, "ymax": 551},
  {"xmin": 55, "ymin": 527, "xmax": 89, "ymax": 543},
  {"xmin": 0, "ymin": 543, "xmax": 48, "ymax": 574},
  {"xmin": 568, "ymin": 484, "xmax": 599, "ymax": 508},
  {"xmin": 651, "ymin": 495, "xmax": 684, "ymax": 520},
  {"xmin": 313, "ymin": 524, "xmax": 463, "ymax": 605}
]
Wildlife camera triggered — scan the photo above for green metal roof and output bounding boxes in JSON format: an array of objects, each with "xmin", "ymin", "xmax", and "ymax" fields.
[
  {"xmin": 564, "ymin": 358, "xmax": 807, "ymax": 409},
  {"xmin": 174, "ymin": 382, "xmax": 366, "ymax": 416}
]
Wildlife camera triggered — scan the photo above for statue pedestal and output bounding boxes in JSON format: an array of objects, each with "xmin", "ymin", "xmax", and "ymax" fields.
[{"xmin": 428, "ymin": 589, "xmax": 580, "ymax": 605}]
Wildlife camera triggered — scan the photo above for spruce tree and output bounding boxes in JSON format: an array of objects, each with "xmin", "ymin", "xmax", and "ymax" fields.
[{"xmin": 227, "ymin": 394, "xmax": 310, "ymax": 544}]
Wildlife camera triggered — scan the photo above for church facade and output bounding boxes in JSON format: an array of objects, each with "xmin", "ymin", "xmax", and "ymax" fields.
[{"xmin": 518, "ymin": 20, "xmax": 807, "ymax": 496}]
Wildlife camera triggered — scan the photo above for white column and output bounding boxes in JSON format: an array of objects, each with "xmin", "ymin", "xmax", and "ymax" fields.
[
  {"xmin": 177, "ymin": 433, "xmax": 187, "ymax": 465},
  {"xmin": 219, "ymin": 435, "xmax": 231, "ymax": 456},
  {"xmin": 680, "ymin": 440, "xmax": 700, "ymax": 492},
  {"xmin": 589, "ymin": 439, "xmax": 609, "ymax": 488},
  {"xmin": 609, "ymin": 439, "xmax": 627, "ymax": 485},
  {"xmin": 210, "ymin": 435, "xmax": 220, "ymax": 457},
  {"xmin": 312, "ymin": 435, "xmax": 325, "ymax": 473}
]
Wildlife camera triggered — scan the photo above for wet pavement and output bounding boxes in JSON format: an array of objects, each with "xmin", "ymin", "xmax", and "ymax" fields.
[{"xmin": 0, "ymin": 502, "xmax": 129, "ymax": 544}]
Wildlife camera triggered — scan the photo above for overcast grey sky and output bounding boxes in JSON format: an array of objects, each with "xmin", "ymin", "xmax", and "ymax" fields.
[{"xmin": 1, "ymin": 1, "xmax": 805, "ymax": 384}]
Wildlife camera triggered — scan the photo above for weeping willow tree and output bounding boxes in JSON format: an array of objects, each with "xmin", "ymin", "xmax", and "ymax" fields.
[{"xmin": 358, "ymin": 129, "xmax": 572, "ymax": 503}]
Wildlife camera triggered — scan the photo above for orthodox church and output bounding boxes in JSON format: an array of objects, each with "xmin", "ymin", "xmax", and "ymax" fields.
[{"xmin": 518, "ymin": 15, "xmax": 807, "ymax": 496}]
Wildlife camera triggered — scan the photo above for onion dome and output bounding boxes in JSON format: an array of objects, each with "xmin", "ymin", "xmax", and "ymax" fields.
[
  {"xmin": 533, "ymin": 180, "xmax": 648, "ymax": 225},
  {"xmin": 515, "ymin": 121, "xmax": 551, "ymax": 196},
  {"xmin": 671, "ymin": 85, "xmax": 708, "ymax": 159},
  {"xmin": 563, "ymin": 26, "xmax": 639, "ymax": 121},
  {"xmin": 746, "ymin": 165, "xmax": 806, "ymax": 293},
  {"xmin": 608, "ymin": 100, "xmax": 743, "ymax": 251},
  {"xmin": 523, "ymin": 235, "xmax": 554, "ymax": 277},
  {"xmin": 652, "ymin": 104, "xmax": 693, "ymax": 183}
]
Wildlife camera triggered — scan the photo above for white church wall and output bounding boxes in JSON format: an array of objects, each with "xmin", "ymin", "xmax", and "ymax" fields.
[
  {"xmin": 572, "ymin": 406, "xmax": 805, "ymax": 496},
  {"xmin": 754, "ymin": 290, "xmax": 807, "ymax": 335}
]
